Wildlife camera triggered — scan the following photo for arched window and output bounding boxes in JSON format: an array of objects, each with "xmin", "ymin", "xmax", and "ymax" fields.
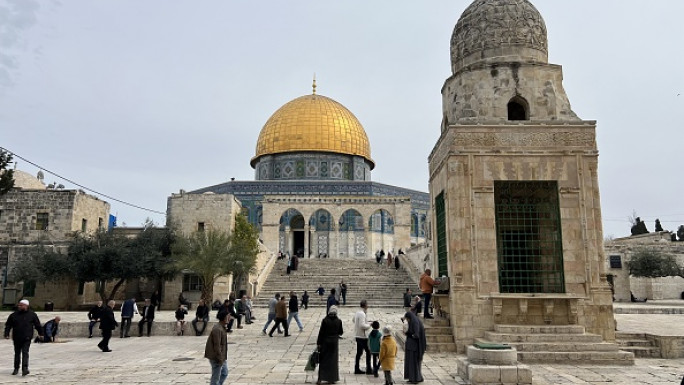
[
  {"xmin": 369, "ymin": 209, "xmax": 394, "ymax": 234},
  {"xmin": 339, "ymin": 209, "xmax": 364, "ymax": 232},
  {"xmin": 279, "ymin": 208, "xmax": 304, "ymax": 231},
  {"xmin": 309, "ymin": 209, "xmax": 332, "ymax": 231},
  {"xmin": 507, "ymin": 96, "xmax": 529, "ymax": 121}
]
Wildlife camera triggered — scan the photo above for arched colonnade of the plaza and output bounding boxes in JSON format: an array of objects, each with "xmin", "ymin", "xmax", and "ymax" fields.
[{"xmin": 260, "ymin": 195, "xmax": 412, "ymax": 259}]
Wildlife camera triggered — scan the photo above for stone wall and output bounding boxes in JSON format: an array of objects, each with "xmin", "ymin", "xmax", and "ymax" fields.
[
  {"xmin": 0, "ymin": 189, "xmax": 109, "ymax": 243},
  {"xmin": 166, "ymin": 191, "xmax": 240, "ymax": 235}
]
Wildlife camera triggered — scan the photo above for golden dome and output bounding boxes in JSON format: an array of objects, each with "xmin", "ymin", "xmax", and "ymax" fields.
[{"xmin": 251, "ymin": 93, "xmax": 374, "ymax": 168}]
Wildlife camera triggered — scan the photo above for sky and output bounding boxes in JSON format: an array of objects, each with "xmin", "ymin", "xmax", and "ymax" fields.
[{"xmin": 1, "ymin": 0, "xmax": 682, "ymax": 239}]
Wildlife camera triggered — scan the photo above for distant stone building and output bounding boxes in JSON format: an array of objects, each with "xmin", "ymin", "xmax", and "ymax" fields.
[
  {"xmin": 0, "ymin": 170, "xmax": 110, "ymax": 309},
  {"xmin": 605, "ymin": 232, "xmax": 684, "ymax": 302},
  {"xmin": 428, "ymin": 0, "xmax": 616, "ymax": 352}
]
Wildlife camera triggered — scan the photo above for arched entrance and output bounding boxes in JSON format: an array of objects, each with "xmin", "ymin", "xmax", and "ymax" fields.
[{"xmin": 279, "ymin": 208, "xmax": 305, "ymax": 257}]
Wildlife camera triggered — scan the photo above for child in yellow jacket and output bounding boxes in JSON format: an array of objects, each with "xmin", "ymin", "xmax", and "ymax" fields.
[{"xmin": 379, "ymin": 326, "xmax": 398, "ymax": 385}]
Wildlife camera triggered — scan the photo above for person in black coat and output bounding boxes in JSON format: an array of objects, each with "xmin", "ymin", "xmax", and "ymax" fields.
[
  {"xmin": 192, "ymin": 299, "xmax": 211, "ymax": 336},
  {"xmin": 138, "ymin": 299, "xmax": 155, "ymax": 337},
  {"xmin": 217, "ymin": 300, "xmax": 237, "ymax": 333},
  {"xmin": 98, "ymin": 300, "xmax": 118, "ymax": 352},
  {"xmin": 316, "ymin": 305, "xmax": 343, "ymax": 385},
  {"xmin": 4, "ymin": 299, "xmax": 43, "ymax": 376},
  {"xmin": 87, "ymin": 301, "xmax": 104, "ymax": 338}
]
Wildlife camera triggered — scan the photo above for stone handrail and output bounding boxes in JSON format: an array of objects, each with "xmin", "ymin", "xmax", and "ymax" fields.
[{"xmin": 248, "ymin": 242, "xmax": 277, "ymax": 298}]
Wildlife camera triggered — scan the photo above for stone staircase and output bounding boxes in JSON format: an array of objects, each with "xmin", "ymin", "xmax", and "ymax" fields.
[
  {"xmin": 394, "ymin": 316, "xmax": 457, "ymax": 353},
  {"xmin": 476, "ymin": 325, "xmax": 635, "ymax": 365},
  {"xmin": 254, "ymin": 258, "xmax": 415, "ymax": 308},
  {"xmin": 616, "ymin": 332, "xmax": 660, "ymax": 358}
]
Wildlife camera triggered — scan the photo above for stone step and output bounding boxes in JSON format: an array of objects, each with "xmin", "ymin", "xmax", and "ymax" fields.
[
  {"xmin": 502, "ymin": 342, "xmax": 620, "ymax": 353},
  {"xmin": 427, "ymin": 334, "xmax": 456, "ymax": 344},
  {"xmin": 394, "ymin": 328, "xmax": 456, "ymax": 353},
  {"xmin": 618, "ymin": 339, "xmax": 654, "ymax": 348},
  {"xmin": 615, "ymin": 332, "xmax": 647, "ymax": 340},
  {"xmin": 425, "ymin": 326, "xmax": 454, "ymax": 336},
  {"xmin": 517, "ymin": 350, "xmax": 635, "ymax": 365},
  {"xmin": 423, "ymin": 318, "xmax": 450, "ymax": 327},
  {"xmin": 484, "ymin": 331, "xmax": 604, "ymax": 343},
  {"xmin": 493, "ymin": 324, "xmax": 586, "ymax": 335},
  {"xmin": 619, "ymin": 346, "xmax": 661, "ymax": 358}
]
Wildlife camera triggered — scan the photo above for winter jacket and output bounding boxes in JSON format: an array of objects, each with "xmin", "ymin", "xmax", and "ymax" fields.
[
  {"xmin": 353, "ymin": 310, "xmax": 371, "ymax": 339},
  {"xmin": 379, "ymin": 336, "xmax": 398, "ymax": 370},
  {"xmin": 4, "ymin": 309, "xmax": 42, "ymax": 341},
  {"xmin": 368, "ymin": 329, "xmax": 382, "ymax": 354}
]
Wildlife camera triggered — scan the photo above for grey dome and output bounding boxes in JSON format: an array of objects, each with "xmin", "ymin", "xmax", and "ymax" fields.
[{"xmin": 450, "ymin": 0, "xmax": 548, "ymax": 73}]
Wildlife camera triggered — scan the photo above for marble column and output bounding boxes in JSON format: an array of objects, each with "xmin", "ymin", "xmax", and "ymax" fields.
[
  {"xmin": 303, "ymin": 225, "xmax": 310, "ymax": 259},
  {"xmin": 285, "ymin": 226, "xmax": 292, "ymax": 256},
  {"xmin": 310, "ymin": 228, "xmax": 317, "ymax": 258}
]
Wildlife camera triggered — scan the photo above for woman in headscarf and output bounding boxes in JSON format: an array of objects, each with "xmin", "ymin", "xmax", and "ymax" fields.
[
  {"xmin": 403, "ymin": 311, "xmax": 426, "ymax": 384},
  {"xmin": 316, "ymin": 305, "xmax": 343, "ymax": 385}
]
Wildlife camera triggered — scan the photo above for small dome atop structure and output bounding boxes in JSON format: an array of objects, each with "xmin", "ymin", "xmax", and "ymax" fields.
[
  {"xmin": 10, "ymin": 170, "xmax": 46, "ymax": 190},
  {"xmin": 451, "ymin": 0, "xmax": 548, "ymax": 73}
]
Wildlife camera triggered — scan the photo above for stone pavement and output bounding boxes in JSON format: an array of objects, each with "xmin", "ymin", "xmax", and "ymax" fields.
[{"xmin": 1, "ymin": 307, "xmax": 684, "ymax": 384}]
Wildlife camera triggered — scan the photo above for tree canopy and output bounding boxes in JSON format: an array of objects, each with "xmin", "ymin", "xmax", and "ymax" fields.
[
  {"xmin": 14, "ymin": 224, "xmax": 177, "ymax": 301},
  {"xmin": 627, "ymin": 248, "xmax": 683, "ymax": 279},
  {"xmin": 0, "ymin": 149, "xmax": 15, "ymax": 195}
]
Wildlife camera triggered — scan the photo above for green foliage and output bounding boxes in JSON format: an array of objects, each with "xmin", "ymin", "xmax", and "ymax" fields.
[
  {"xmin": 627, "ymin": 248, "xmax": 683, "ymax": 278},
  {"xmin": 14, "ymin": 227, "xmax": 177, "ymax": 301},
  {"xmin": 173, "ymin": 213, "xmax": 260, "ymax": 300},
  {"xmin": 229, "ymin": 214, "xmax": 260, "ymax": 292},
  {"xmin": 0, "ymin": 149, "xmax": 15, "ymax": 195},
  {"xmin": 173, "ymin": 229, "xmax": 232, "ymax": 302}
]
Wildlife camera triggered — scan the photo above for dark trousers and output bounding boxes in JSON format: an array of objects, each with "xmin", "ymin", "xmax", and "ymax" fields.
[
  {"xmin": 138, "ymin": 319, "xmax": 153, "ymax": 336},
  {"xmin": 120, "ymin": 317, "xmax": 132, "ymax": 337},
  {"xmin": 13, "ymin": 339, "xmax": 31, "ymax": 370},
  {"xmin": 269, "ymin": 317, "xmax": 289, "ymax": 336},
  {"xmin": 227, "ymin": 314, "xmax": 241, "ymax": 331},
  {"xmin": 372, "ymin": 352, "xmax": 379, "ymax": 375},
  {"xmin": 98, "ymin": 329, "xmax": 112, "ymax": 351},
  {"xmin": 423, "ymin": 293, "xmax": 432, "ymax": 317},
  {"xmin": 355, "ymin": 337, "xmax": 371, "ymax": 372},
  {"xmin": 192, "ymin": 317, "xmax": 209, "ymax": 335},
  {"xmin": 341, "ymin": 291, "xmax": 347, "ymax": 305},
  {"xmin": 88, "ymin": 320, "xmax": 99, "ymax": 337}
]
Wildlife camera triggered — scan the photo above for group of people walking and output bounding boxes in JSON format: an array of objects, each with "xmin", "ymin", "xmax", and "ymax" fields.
[{"xmin": 375, "ymin": 249, "xmax": 402, "ymax": 270}]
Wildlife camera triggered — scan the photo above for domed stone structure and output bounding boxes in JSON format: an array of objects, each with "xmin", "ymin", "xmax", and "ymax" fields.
[
  {"xmin": 450, "ymin": 0, "xmax": 548, "ymax": 74},
  {"xmin": 251, "ymin": 92, "xmax": 374, "ymax": 181},
  {"xmin": 10, "ymin": 170, "xmax": 46, "ymax": 190},
  {"xmin": 430, "ymin": 0, "xmax": 621, "ymax": 361},
  {"xmin": 441, "ymin": 0, "xmax": 578, "ymax": 124}
]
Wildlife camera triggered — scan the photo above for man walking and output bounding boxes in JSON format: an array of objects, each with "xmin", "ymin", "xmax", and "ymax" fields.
[
  {"xmin": 87, "ymin": 300, "xmax": 104, "ymax": 338},
  {"xmin": 419, "ymin": 269, "xmax": 440, "ymax": 319},
  {"xmin": 98, "ymin": 300, "xmax": 118, "ymax": 352},
  {"xmin": 268, "ymin": 295, "xmax": 290, "ymax": 337},
  {"xmin": 339, "ymin": 280, "xmax": 348, "ymax": 305},
  {"xmin": 120, "ymin": 297, "xmax": 138, "ymax": 338},
  {"xmin": 286, "ymin": 291, "xmax": 304, "ymax": 332},
  {"xmin": 352, "ymin": 300, "xmax": 372, "ymax": 375},
  {"xmin": 192, "ymin": 299, "xmax": 210, "ymax": 336},
  {"xmin": 262, "ymin": 293, "xmax": 282, "ymax": 335},
  {"xmin": 4, "ymin": 299, "xmax": 43, "ymax": 376},
  {"xmin": 205, "ymin": 312, "xmax": 229, "ymax": 385},
  {"xmin": 138, "ymin": 299, "xmax": 155, "ymax": 337}
]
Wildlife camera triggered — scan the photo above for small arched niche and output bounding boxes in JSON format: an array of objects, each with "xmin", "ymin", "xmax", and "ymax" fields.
[{"xmin": 507, "ymin": 96, "xmax": 529, "ymax": 121}]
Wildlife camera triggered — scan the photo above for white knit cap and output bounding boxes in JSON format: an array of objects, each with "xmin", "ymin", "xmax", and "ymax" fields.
[{"xmin": 19, "ymin": 299, "xmax": 29, "ymax": 306}]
